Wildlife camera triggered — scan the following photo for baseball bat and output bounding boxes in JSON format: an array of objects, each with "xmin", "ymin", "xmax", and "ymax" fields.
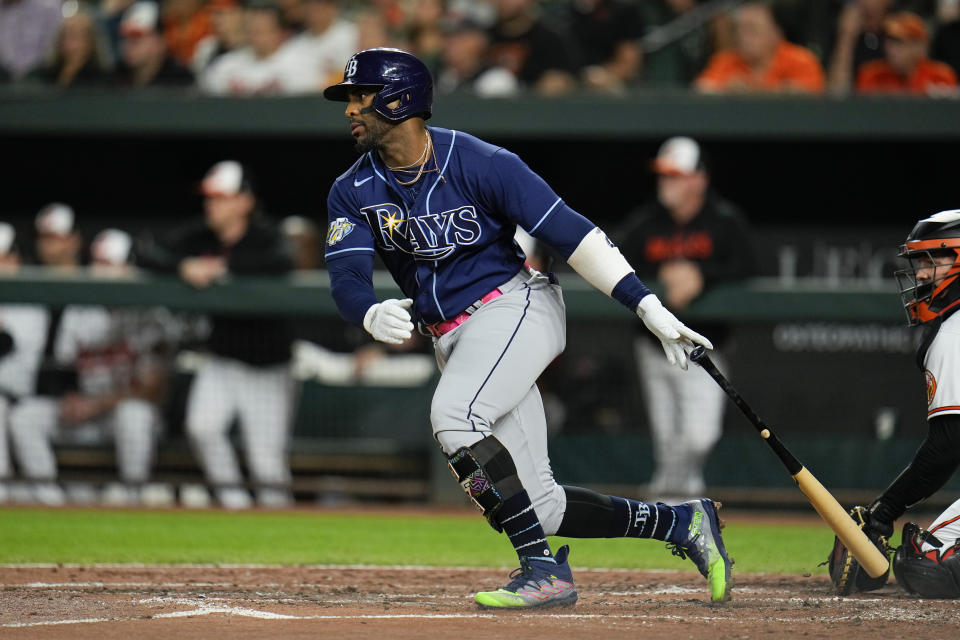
[{"xmin": 688, "ymin": 346, "xmax": 889, "ymax": 578}]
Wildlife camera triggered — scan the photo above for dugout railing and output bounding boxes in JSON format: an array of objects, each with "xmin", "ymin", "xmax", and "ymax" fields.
[
  {"xmin": 3, "ymin": 90, "xmax": 960, "ymax": 140},
  {"xmin": 3, "ymin": 267, "xmax": 957, "ymax": 509}
]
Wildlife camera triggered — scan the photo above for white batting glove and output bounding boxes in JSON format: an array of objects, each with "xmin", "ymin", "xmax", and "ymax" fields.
[
  {"xmin": 363, "ymin": 298, "xmax": 414, "ymax": 345},
  {"xmin": 636, "ymin": 294, "xmax": 713, "ymax": 370}
]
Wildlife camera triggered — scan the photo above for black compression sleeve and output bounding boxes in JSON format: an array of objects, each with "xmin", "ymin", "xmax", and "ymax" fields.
[
  {"xmin": 556, "ymin": 486, "xmax": 616, "ymax": 538},
  {"xmin": 872, "ymin": 415, "xmax": 960, "ymax": 525}
]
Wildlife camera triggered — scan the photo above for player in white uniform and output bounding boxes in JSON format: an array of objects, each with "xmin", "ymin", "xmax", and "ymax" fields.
[
  {"xmin": 9, "ymin": 211, "xmax": 166, "ymax": 506},
  {"xmin": 835, "ymin": 210, "xmax": 960, "ymax": 596},
  {"xmin": 0, "ymin": 223, "xmax": 49, "ymax": 503}
]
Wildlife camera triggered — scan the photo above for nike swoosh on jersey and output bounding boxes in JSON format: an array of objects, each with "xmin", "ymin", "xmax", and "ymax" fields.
[{"xmin": 354, "ymin": 176, "xmax": 373, "ymax": 187}]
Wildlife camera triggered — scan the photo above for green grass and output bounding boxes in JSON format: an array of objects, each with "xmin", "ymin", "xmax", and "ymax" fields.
[{"xmin": 0, "ymin": 507, "xmax": 865, "ymax": 575}]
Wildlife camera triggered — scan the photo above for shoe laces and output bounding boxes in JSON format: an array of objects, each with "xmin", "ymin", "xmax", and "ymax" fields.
[
  {"xmin": 503, "ymin": 558, "xmax": 554, "ymax": 592},
  {"xmin": 666, "ymin": 542, "xmax": 688, "ymax": 561}
]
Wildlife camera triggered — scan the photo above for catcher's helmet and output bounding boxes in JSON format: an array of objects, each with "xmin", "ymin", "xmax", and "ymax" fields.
[
  {"xmin": 323, "ymin": 48, "xmax": 432, "ymax": 122},
  {"xmin": 895, "ymin": 209, "xmax": 960, "ymax": 326}
]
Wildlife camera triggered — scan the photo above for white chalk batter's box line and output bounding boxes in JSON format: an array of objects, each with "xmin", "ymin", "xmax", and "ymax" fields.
[
  {"xmin": 5, "ymin": 581, "xmax": 925, "ymax": 606},
  {"xmin": 2, "ymin": 605, "xmax": 947, "ymax": 630}
]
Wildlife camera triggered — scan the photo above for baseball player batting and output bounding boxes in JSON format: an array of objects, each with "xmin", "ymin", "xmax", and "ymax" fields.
[{"xmin": 322, "ymin": 48, "xmax": 733, "ymax": 608}]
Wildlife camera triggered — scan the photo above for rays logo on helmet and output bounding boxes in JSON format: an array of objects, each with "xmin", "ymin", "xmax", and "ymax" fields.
[
  {"xmin": 326, "ymin": 217, "xmax": 356, "ymax": 245},
  {"xmin": 345, "ymin": 57, "xmax": 358, "ymax": 78}
]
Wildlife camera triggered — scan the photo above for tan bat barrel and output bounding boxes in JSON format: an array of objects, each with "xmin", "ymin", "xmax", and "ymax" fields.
[{"xmin": 793, "ymin": 467, "xmax": 889, "ymax": 578}]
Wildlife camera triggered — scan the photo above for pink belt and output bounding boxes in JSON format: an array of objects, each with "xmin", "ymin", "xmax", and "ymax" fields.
[{"xmin": 422, "ymin": 288, "xmax": 504, "ymax": 338}]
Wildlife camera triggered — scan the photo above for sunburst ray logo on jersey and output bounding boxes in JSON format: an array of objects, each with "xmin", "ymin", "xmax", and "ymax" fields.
[
  {"xmin": 326, "ymin": 217, "xmax": 356, "ymax": 246},
  {"xmin": 380, "ymin": 209, "xmax": 406, "ymax": 242}
]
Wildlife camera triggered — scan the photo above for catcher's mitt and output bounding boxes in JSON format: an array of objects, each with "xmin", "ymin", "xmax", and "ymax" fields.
[{"xmin": 826, "ymin": 505, "xmax": 892, "ymax": 595}]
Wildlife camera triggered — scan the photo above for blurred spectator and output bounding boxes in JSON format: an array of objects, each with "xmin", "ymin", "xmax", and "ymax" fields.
[
  {"xmin": 276, "ymin": 0, "xmax": 306, "ymax": 32},
  {"xmin": 616, "ymin": 137, "xmax": 757, "ymax": 504},
  {"xmin": 89, "ymin": 227, "xmax": 135, "ymax": 275},
  {"xmin": 192, "ymin": 0, "xmax": 247, "ymax": 74},
  {"xmin": 827, "ymin": 0, "xmax": 894, "ymax": 93},
  {"xmin": 695, "ymin": 1, "xmax": 825, "ymax": 94},
  {"xmin": 0, "ymin": 223, "xmax": 48, "ymax": 504},
  {"xmin": 137, "ymin": 160, "xmax": 296, "ymax": 509},
  {"xmin": 162, "ymin": 0, "xmax": 213, "ymax": 66},
  {"xmin": 932, "ymin": 0, "xmax": 960, "ymax": 75},
  {"xmin": 0, "ymin": 0, "xmax": 62, "ymax": 81},
  {"xmin": 354, "ymin": 8, "xmax": 393, "ymax": 50},
  {"xmin": 767, "ymin": 0, "xmax": 838, "ymax": 62},
  {"xmin": 280, "ymin": 215, "xmax": 320, "ymax": 270},
  {"xmin": 199, "ymin": 1, "xmax": 315, "ymax": 94},
  {"xmin": 98, "ymin": 0, "xmax": 137, "ymax": 62},
  {"xmin": 0, "ymin": 222, "xmax": 17, "ymax": 271},
  {"xmin": 435, "ymin": 15, "xmax": 518, "ymax": 97},
  {"xmin": 487, "ymin": 0, "xmax": 578, "ymax": 95},
  {"xmin": 638, "ymin": 0, "xmax": 716, "ymax": 87},
  {"xmin": 33, "ymin": 203, "xmax": 83, "ymax": 271},
  {"xmin": 285, "ymin": 0, "xmax": 357, "ymax": 90},
  {"xmin": 114, "ymin": 2, "xmax": 193, "ymax": 88},
  {"xmin": 857, "ymin": 11, "xmax": 957, "ymax": 93},
  {"xmin": 369, "ymin": 0, "xmax": 407, "ymax": 43},
  {"xmin": 10, "ymin": 214, "xmax": 166, "ymax": 507},
  {"xmin": 568, "ymin": 0, "xmax": 644, "ymax": 92},
  {"xmin": 406, "ymin": 0, "xmax": 446, "ymax": 73},
  {"xmin": 30, "ymin": 6, "xmax": 112, "ymax": 88}
]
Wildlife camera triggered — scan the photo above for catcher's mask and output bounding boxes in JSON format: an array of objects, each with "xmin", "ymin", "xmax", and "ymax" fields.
[
  {"xmin": 895, "ymin": 209, "xmax": 960, "ymax": 326},
  {"xmin": 323, "ymin": 48, "xmax": 433, "ymax": 123}
]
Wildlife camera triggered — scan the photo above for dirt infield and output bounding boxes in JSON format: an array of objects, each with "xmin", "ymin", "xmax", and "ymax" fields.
[{"xmin": 2, "ymin": 562, "xmax": 959, "ymax": 640}]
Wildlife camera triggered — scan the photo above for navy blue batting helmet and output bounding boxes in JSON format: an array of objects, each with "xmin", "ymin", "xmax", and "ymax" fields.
[{"xmin": 323, "ymin": 48, "xmax": 433, "ymax": 122}]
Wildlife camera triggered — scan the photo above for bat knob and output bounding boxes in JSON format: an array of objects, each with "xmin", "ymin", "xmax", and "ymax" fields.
[{"xmin": 689, "ymin": 345, "xmax": 707, "ymax": 363}]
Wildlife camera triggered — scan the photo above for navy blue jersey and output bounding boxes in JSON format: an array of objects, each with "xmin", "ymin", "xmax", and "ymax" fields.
[{"xmin": 325, "ymin": 127, "xmax": 595, "ymax": 326}]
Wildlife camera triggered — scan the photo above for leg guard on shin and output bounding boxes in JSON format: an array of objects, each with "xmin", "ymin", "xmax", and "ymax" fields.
[
  {"xmin": 447, "ymin": 436, "xmax": 525, "ymax": 532},
  {"xmin": 893, "ymin": 522, "xmax": 960, "ymax": 598}
]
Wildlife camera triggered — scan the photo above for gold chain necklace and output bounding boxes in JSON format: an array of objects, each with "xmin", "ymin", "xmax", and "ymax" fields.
[{"xmin": 388, "ymin": 131, "xmax": 436, "ymax": 187}]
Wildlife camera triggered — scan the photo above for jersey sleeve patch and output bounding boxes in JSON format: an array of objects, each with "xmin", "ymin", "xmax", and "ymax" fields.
[
  {"xmin": 927, "ymin": 369, "xmax": 938, "ymax": 406},
  {"xmin": 326, "ymin": 217, "xmax": 356, "ymax": 246}
]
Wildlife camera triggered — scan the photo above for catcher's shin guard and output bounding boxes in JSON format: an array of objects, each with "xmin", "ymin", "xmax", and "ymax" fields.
[
  {"xmin": 447, "ymin": 436, "xmax": 525, "ymax": 531},
  {"xmin": 892, "ymin": 522, "xmax": 960, "ymax": 598},
  {"xmin": 826, "ymin": 506, "xmax": 892, "ymax": 595}
]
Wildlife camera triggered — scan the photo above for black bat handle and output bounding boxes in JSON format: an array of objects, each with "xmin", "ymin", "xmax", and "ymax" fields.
[{"xmin": 688, "ymin": 346, "xmax": 803, "ymax": 476}]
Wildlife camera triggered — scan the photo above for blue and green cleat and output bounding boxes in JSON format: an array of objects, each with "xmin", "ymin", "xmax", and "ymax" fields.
[
  {"xmin": 475, "ymin": 545, "xmax": 578, "ymax": 609},
  {"xmin": 667, "ymin": 499, "xmax": 734, "ymax": 603}
]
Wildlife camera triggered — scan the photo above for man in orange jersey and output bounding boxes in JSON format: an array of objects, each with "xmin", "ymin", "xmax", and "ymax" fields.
[
  {"xmin": 856, "ymin": 11, "xmax": 957, "ymax": 94},
  {"xmin": 162, "ymin": 0, "xmax": 214, "ymax": 66},
  {"xmin": 695, "ymin": 2, "xmax": 824, "ymax": 94}
]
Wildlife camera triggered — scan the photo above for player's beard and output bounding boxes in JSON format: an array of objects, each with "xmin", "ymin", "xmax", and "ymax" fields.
[{"xmin": 353, "ymin": 114, "xmax": 394, "ymax": 154}]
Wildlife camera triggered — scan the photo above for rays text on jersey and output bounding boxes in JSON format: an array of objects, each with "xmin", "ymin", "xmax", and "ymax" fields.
[{"xmin": 361, "ymin": 203, "xmax": 482, "ymax": 259}]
